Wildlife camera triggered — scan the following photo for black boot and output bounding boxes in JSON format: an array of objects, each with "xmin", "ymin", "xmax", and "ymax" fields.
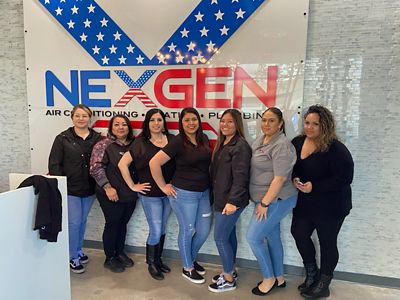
[
  {"xmin": 146, "ymin": 244, "xmax": 164, "ymax": 280},
  {"xmin": 301, "ymin": 274, "xmax": 332, "ymax": 299},
  {"xmin": 298, "ymin": 262, "xmax": 319, "ymax": 293},
  {"xmin": 158, "ymin": 234, "xmax": 171, "ymax": 273}
]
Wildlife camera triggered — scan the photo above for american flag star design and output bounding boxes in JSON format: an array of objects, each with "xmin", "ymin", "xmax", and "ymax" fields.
[
  {"xmin": 113, "ymin": 70, "xmax": 157, "ymax": 108},
  {"xmin": 40, "ymin": 0, "xmax": 265, "ymax": 66}
]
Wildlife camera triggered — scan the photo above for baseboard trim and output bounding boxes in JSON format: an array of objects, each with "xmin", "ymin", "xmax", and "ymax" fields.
[{"xmin": 84, "ymin": 240, "xmax": 400, "ymax": 289}]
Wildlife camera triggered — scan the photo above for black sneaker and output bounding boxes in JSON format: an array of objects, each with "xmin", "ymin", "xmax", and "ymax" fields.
[
  {"xmin": 116, "ymin": 252, "xmax": 134, "ymax": 268},
  {"xmin": 104, "ymin": 257, "xmax": 125, "ymax": 273},
  {"xmin": 193, "ymin": 261, "xmax": 206, "ymax": 275},
  {"xmin": 78, "ymin": 252, "xmax": 89, "ymax": 264},
  {"xmin": 182, "ymin": 268, "xmax": 205, "ymax": 284},
  {"xmin": 70, "ymin": 259, "xmax": 85, "ymax": 274},
  {"xmin": 212, "ymin": 270, "xmax": 238, "ymax": 283},
  {"xmin": 208, "ymin": 275, "xmax": 237, "ymax": 293}
]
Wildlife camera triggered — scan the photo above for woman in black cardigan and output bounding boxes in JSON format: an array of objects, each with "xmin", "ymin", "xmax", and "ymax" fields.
[{"xmin": 291, "ymin": 105, "xmax": 354, "ymax": 299}]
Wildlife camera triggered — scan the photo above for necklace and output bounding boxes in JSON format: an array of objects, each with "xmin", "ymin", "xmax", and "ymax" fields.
[{"xmin": 150, "ymin": 135, "xmax": 166, "ymax": 144}]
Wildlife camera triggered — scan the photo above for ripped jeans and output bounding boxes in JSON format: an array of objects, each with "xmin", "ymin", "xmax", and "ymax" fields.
[{"xmin": 168, "ymin": 187, "xmax": 212, "ymax": 269}]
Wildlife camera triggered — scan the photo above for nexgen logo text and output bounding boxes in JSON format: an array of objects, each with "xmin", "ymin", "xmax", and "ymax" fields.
[{"xmin": 45, "ymin": 65, "xmax": 277, "ymax": 109}]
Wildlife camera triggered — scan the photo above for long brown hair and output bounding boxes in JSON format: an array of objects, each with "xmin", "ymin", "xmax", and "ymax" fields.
[
  {"xmin": 303, "ymin": 105, "xmax": 338, "ymax": 152},
  {"xmin": 213, "ymin": 109, "xmax": 245, "ymax": 157}
]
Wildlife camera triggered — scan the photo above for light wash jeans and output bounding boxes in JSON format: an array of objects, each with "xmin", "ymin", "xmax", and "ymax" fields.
[
  {"xmin": 246, "ymin": 194, "xmax": 297, "ymax": 278},
  {"xmin": 214, "ymin": 208, "xmax": 244, "ymax": 275},
  {"xmin": 169, "ymin": 187, "xmax": 212, "ymax": 269},
  {"xmin": 67, "ymin": 195, "xmax": 95, "ymax": 260},
  {"xmin": 140, "ymin": 195, "xmax": 171, "ymax": 245}
]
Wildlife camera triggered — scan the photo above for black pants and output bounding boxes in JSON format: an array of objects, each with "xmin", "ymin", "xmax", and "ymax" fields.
[
  {"xmin": 291, "ymin": 214, "xmax": 345, "ymax": 276},
  {"xmin": 97, "ymin": 192, "xmax": 136, "ymax": 259}
]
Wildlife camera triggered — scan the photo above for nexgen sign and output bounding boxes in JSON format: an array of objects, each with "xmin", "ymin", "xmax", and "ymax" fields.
[{"xmin": 45, "ymin": 66, "xmax": 277, "ymax": 109}]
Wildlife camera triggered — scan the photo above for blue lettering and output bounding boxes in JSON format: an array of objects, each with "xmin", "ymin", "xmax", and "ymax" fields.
[
  {"xmin": 80, "ymin": 70, "xmax": 111, "ymax": 107},
  {"xmin": 45, "ymin": 70, "xmax": 79, "ymax": 106}
]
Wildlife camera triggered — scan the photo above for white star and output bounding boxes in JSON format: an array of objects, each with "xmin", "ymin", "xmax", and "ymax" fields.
[
  {"xmin": 235, "ymin": 8, "xmax": 245, "ymax": 19},
  {"xmin": 206, "ymin": 40, "xmax": 216, "ymax": 51},
  {"xmin": 80, "ymin": 33, "xmax": 88, "ymax": 42},
  {"xmin": 44, "ymin": 0, "xmax": 50, "ymax": 4},
  {"xmin": 92, "ymin": 45, "xmax": 100, "ymax": 54},
  {"xmin": 101, "ymin": 56, "xmax": 109, "ymax": 65},
  {"xmin": 220, "ymin": 25, "xmax": 229, "ymax": 36},
  {"xmin": 199, "ymin": 27, "xmax": 209, "ymax": 37},
  {"xmin": 126, "ymin": 44, "xmax": 135, "ymax": 53},
  {"xmin": 83, "ymin": 19, "xmax": 91, "ymax": 28},
  {"xmin": 100, "ymin": 18, "xmax": 108, "ymax": 27},
  {"xmin": 55, "ymin": 7, "xmax": 63, "ymax": 16},
  {"xmin": 194, "ymin": 53, "xmax": 204, "ymax": 64},
  {"xmin": 109, "ymin": 45, "xmax": 117, "ymax": 54},
  {"xmin": 96, "ymin": 32, "xmax": 104, "ymax": 41},
  {"xmin": 215, "ymin": 10, "xmax": 224, "ymax": 20},
  {"xmin": 113, "ymin": 31, "xmax": 122, "ymax": 40},
  {"xmin": 136, "ymin": 55, "xmax": 144, "ymax": 64},
  {"xmin": 67, "ymin": 20, "xmax": 75, "ymax": 29},
  {"xmin": 88, "ymin": 4, "xmax": 95, "ymax": 13},
  {"xmin": 211, "ymin": 0, "xmax": 218, "ymax": 4},
  {"xmin": 180, "ymin": 28, "xmax": 189, "ymax": 38},
  {"xmin": 187, "ymin": 42, "xmax": 195, "ymax": 52},
  {"xmin": 232, "ymin": 0, "xmax": 239, "ymax": 3},
  {"xmin": 176, "ymin": 53, "xmax": 184, "ymax": 63},
  {"xmin": 157, "ymin": 54, "xmax": 166, "ymax": 64},
  {"xmin": 119, "ymin": 55, "xmax": 127, "ymax": 65},
  {"xmin": 195, "ymin": 11, "xmax": 204, "ymax": 22},
  {"xmin": 71, "ymin": 5, "xmax": 78, "ymax": 14},
  {"xmin": 168, "ymin": 42, "xmax": 177, "ymax": 52}
]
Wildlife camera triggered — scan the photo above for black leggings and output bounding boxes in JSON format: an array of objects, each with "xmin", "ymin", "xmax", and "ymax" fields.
[
  {"xmin": 97, "ymin": 192, "xmax": 136, "ymax": 259},
  {"xmin": 291, "ymin": 214, "xmax": 345, "ymax": 276}
]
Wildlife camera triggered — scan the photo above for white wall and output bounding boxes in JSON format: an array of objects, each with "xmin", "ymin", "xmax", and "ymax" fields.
[{"xmin": 1, "ymin": 0, "xmax": 399, "ymax": 280}]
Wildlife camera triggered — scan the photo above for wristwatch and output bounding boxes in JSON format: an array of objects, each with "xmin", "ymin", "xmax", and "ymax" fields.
[{"xmin": 260, "ymin": 201, "xmax": 270, "ymax": 208}]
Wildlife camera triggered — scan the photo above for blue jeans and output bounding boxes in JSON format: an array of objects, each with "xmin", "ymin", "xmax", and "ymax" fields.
[
  {"xmin": 246, "ymin": 194, "xmax": 297, "ymax": 278},
  {"xmin": 67, "ymin": 195, "xmax": 95, "ymax": 260},
  {"xmin": 169, "ymin": 187, "xmax": 212, "ymax": 269},
  {"xmin": 214, "ymin": 208, "xmax": 244, "ymax": 275},
  {"xmin": 140, "ymin": 195, "xmax": 171, "ymax": 245}
]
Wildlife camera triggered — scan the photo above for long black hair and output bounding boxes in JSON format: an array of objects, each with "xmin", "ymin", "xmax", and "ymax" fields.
[
  {"xmin": 141, "ymin": 109, "xmax": 169, "ymax": 139},
  {"xmin": 138, "ymin": 109, "xmax": 169, "ymax": 155},
  {"xmin": 179, "ymin": 107, "xmax": 209, "ymax": 149}
]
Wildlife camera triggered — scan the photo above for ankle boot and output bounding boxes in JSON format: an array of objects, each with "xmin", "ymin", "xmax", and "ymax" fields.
[
  {"xmin": 298, "ymin": 262, "xmax": 319, "ymax": 293},
  {"xmin": 146, "ymin": 243, "xmax": 164, "ymax": 280},
  {"xmin": 158, "ymin": 234, "xmax": 171, "ymax": 273},
  {"xmin": 301, "ymin": 274, "xmax": 332, "ymax": 299}
]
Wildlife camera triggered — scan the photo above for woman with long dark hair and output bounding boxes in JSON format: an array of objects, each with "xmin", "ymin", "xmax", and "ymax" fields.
[
  {"xmin": 90, "ymin": 114, "xmax": 150, "ymax": 273},
  {"xmin": 208, "ymin": 109, "xmax": 251, "ymax": 293},
  {"xmin": 246, "ymin": 107, "xmax": 298, "ymax": 296},
  {"xmin": 118, "ymin": 109, "xmax": 175, "ymax": 280},
  {"xmin": 291, "ymin": 105, "xmax": 354, "ymax": 298},
  {"xmin": 150, "ymin": 107, "xmax": 212, "ymax": 284},
  {"xmin": 49, "ymin": 104, "xmax": 101, "ymax": 274}
]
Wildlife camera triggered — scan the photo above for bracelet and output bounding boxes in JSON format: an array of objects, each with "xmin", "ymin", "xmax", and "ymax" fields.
[{"xmin": 260, "ymin": 201, "xmax": 269, "ymax": 208}]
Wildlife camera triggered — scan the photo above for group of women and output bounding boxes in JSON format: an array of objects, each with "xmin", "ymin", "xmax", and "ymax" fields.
[{"xmin": 48, "ymin": 103, "xmax": 353, "ymax": 299}]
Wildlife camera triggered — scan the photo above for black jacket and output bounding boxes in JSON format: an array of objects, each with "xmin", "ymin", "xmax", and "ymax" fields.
[
  {"xmin": 292, "ymin": 136, "xmax": 354, "ymax": 220},
  {"xmin": 211, "ymin": 134, "xmax": 252, "ymax": 212},
  {"xmin": 48, "ymin": 127, "xmax": 102, "ymax": 197},
  {"xmin": 18, "ymin": 175, "xmax": 62, "ymax": 242},
  {"xmin": 90, "ymin": 137, "xmax": 138, "ymax": 203}
]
